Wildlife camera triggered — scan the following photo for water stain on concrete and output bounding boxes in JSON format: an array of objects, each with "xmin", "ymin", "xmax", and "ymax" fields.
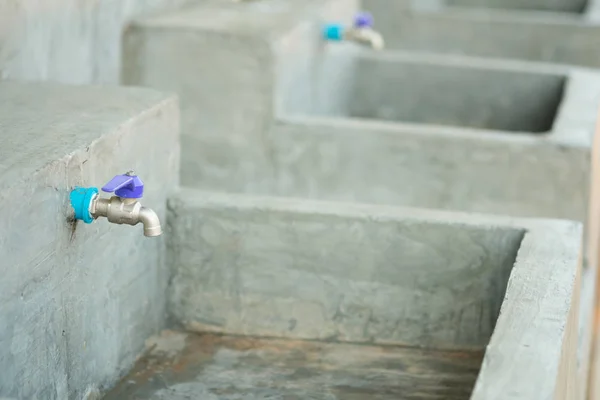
[{"xmin": 104, "ymin": 332, "xmax": 484, "ymax": 400}]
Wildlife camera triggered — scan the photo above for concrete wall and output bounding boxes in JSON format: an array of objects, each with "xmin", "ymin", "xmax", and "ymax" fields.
[
  {"xmin": 0, "ymin": 82, "xmax": 180, "ymax": 399},
  {"xmin": 0, "ymin": 0, "xmax": 201, "ymax": 85},
  {"xmin": 168, "ymin": 190, "xmax": 525, "ymax": 348}
]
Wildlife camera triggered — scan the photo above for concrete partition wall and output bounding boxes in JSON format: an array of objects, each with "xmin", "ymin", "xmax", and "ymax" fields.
[
  {"xmin": 0, "ymin": 82, "xmax": 179, "ymax": 399},
  {"xmin": 168, "ymin": 189, "xmax": 582, "ymax": 400}
]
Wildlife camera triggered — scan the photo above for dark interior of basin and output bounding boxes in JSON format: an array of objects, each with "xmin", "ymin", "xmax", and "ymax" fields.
[
  {"xmin": 283, "ymin": 54, "xmax": 566, "ymax": 133},
  {"xmin": 446, "ymin": 0, "xmax": 588, "ymax": 13},
  {"xmin": 345, "ymin": 58, "xmax": 566, "ymax": 133}
]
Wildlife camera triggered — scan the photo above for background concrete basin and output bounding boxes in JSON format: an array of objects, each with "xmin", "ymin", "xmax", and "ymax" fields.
[
  {"xmin": 275, "ymin": 49, "xmax": 598, "ymax": 222},
  {"xmin": 364, "ymin": 0, "xmax": 600, "ymax": 67},
  {"xmin": 282, "ymin": 49, "xmax": 571, "ymax": 133}
]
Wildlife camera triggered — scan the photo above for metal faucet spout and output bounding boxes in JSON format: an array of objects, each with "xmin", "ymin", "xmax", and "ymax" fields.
[
  {"xmin": 139, "ymin": 207, "xmax": 162, "ymax": 237},
  {"xmin": 90, "ymin": 196, "xmax": 162, "ymax": 237},
  {"xmin": 323, "ymin": 12, "xmax": 385, "ymax": 51}
]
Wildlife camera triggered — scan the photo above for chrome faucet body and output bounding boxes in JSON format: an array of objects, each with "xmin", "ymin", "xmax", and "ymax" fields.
[
  {"xmin": 70, "ymin": 171, "xmax": 162, "ymax": 237},
  {"xmin": 91, "ymin": 196, "xmax": 162, "ymax": 237}
]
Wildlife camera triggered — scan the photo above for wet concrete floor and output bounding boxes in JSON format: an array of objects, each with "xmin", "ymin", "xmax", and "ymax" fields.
[{"xmin": 104, "ymin": 330, "xmax": 484, "ymax": 400}]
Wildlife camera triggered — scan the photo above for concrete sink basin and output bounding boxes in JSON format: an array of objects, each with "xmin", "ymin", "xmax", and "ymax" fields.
[
  {"xmin": 128, "ymin": 189, "xmax": 581, "ymax": 400},
  {"xmin": 364, "ymin": 0, "xmax": 600, "ymax": 67},
  {"xmin": 283, "ymin": 49, "xmax": 570, "ymax": 133},
  {"xmin": 274, "ymin": 48, "xmax": 599, "ymax": 222}
]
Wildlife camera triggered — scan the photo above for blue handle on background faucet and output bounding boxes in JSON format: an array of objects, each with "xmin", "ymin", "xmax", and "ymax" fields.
[{"xmin": 354, "ymin": 12, "xmax": 374, "ymax": 28}]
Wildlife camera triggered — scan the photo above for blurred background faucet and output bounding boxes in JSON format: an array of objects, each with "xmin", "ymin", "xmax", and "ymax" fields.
[{"xmin": 323, "ymin": 12, "xmax": 385, "ymax": 50}]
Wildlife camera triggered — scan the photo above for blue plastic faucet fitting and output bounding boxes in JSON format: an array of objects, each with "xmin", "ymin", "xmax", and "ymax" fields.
[
  {"xmin": 70, "ymin": 186, "xmax": 99, "ymax": 224},
  {"xmin": 323, "ymin": 23, "xmax": 345, "ymax": 41}
]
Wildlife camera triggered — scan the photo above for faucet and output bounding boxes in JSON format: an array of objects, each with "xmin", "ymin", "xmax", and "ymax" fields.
[
  {"xmin": 323, "ymin": 12, "xmax": 385, "ymax": 50},
  {"xmin": 69, "ymin": 171, "xmax": 162, "ymax": 237}
]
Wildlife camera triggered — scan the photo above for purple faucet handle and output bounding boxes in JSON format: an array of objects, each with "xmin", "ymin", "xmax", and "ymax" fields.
[
  {"xmin": 101, "ymin": 172, "xmax": 144, "ymax": 199},
  {"xmin": 354, "ymin": 11, "xmax": 374, "ymax": 29}
]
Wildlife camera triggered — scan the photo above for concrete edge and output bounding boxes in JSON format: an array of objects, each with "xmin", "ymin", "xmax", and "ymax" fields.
[
  {"xmin": 472, "ymin": 224, "xmax": 581, "ymax": 399},
  {"xmin": 0, "ymin": 83, "xmax": 180, "ymax": 193},
  {"xmin": 552, "ymin": 69, "xmax": 600, "ymax": 147},
  {"xmin": 275, "ymin": 113, "xmax": 561, "ymax": 148},
  {"xmin": 412, "ymin": 3, "xmax": 594, "ymax": 24},
  {"xmin": 168, "ymin": 188, "xmax": 582, "ymax": 233},
  {"xmin": 327, "ymin": 46, "xmax": 574, "ymax": 75}
]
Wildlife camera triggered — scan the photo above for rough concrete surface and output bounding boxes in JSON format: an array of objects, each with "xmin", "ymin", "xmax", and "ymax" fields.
[
  {"xmin": 0, "ymin": 82, "xmax": 180, "ymax": 399},
  {"xmin": 168, "ymin": 189, "xmax": 582, "ymax": 399},
  {"xmin": 364, "ymin": 0, "xmax": 600, "ymax": 68}
]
